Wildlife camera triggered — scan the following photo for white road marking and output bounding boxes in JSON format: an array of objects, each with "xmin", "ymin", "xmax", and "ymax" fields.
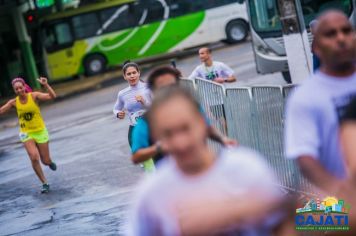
[
  {"xmin": 96, "ymin": 5, "xmax": 129, "ymax": 36},
  {"xmin": 97, "ymin": 9, "xmax": 148, "ymax": 52},
  {"xmin": 138, "ymin": 0, "xmax": 170, "ymax": 55}
]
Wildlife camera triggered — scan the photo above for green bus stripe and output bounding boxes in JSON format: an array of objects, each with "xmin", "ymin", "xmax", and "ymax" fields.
[{"xmin": 88, "ymin": 11, "xmax": 205, "ymax": 66}]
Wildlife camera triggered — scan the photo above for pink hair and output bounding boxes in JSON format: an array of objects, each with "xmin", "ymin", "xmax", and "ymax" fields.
[{"xmin": 11, "ymin": 77, "xmax": 33, "ymax": 93}]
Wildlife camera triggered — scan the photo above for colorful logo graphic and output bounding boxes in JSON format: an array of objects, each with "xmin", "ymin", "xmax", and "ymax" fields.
[{"xmin": 295, "ymin": 197, "xmax": 350, "ymax": 231}]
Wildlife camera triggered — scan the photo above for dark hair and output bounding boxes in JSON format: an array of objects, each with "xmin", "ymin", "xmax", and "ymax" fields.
[
  {"xmin": 123, "ymin": 60, "xmax": 140, "ymax": 75},
  {"xmin": 147, "ymin": 86, "xmax": 200, "ymax": 125},
  {"xmin": 341, "ymin": 98, "xmax": 356, "ymax": 124},
  {"xmin": 147, "ymin": 66, "xmax": 182, "ymax": 90},
  {"xmin": 199, "ymin": 47, "xmax": 212, "ymax": 54}
]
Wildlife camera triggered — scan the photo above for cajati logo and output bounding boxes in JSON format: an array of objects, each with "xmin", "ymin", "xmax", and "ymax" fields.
[{"xmin": 295, "ymin": 196, "xmax": 350, "ymax": 231}]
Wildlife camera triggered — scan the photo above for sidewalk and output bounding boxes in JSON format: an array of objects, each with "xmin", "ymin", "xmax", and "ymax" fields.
[{"xmin": 48, "ymin": 70, "xmax": 122, "ymax": 99}]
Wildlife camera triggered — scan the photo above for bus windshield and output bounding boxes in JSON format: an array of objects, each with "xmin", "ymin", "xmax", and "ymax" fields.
[{"xmin": 249, "ymin": 0, "xmax": 353, "ymax": 37}]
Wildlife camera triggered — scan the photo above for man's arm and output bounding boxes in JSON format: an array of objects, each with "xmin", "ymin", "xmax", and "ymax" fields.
[
  {"xmin": 188, "ymin": 67, "xmax": 199, "ymax": 80},
  {"xmin": 220, "ymin": 63, "xmax": 236, "ymax": 82},
  {"xmin": 225, "ymin": 75, "xmax": 236, "ymax": 82},
  {"xmin": 297, "ymin": 156, "xmax": 342, "ymax": 194},
  {"xmin": 0, "ymin": 99, "xmax": 15, "ymax": 115}
]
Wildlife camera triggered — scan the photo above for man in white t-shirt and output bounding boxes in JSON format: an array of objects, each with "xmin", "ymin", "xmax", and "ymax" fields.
[
  {"xmin": 285, "ymin": 10, "xmax": 356, "ymax": 194},
  {"xmin": 128, "ymin": 87, "xmax": 291, "ymax": 236},
  {"xmin": 188, "ymin": 47, "xmax": 236, "ymax": 83},
  {"xmin": 189, "ymin": 47, "xmax": 235, "ymax": 130}
]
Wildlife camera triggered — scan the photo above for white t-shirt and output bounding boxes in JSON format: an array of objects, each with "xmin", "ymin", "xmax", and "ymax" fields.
[
  {"xmin": 285, "ymin": 71, "xmax": 356, "ymax": 179},
  {"xmin": 188, "ymin": 61, "xmax": 235, "ymax": 81},
  {"xmin": 189, "ymin": 61, "xmax": 233, "ymax": 106},
  {"xmin": 113, "ymin": 81, "xmax": 152, "ymax": 126},
  {"xmin": 128, "ymin": 147, "xmax": 282, "ymax": 236}
]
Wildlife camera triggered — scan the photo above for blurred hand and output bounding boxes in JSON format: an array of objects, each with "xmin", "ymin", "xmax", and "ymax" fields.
[
  {"xmin": 222, "ymin": 137, "xmax": 238, "ymax": 147},
  {"xmin": 37, "ymin": 77, "xmax": 48, "ymax": 86},
  {"xmin": 117, "ymin": 111, "xmax": 125, "ymax": 119},
  {"xmin": 214, "ymin": 78, "xmax": 225, "ymax": 84},
  {"xmin": 178, "ymin": 193, "xmax": 284, "ymax": 236},
  {"xmin": 135, "ymin": 95, "xmax": 145, "ymax": 105}
]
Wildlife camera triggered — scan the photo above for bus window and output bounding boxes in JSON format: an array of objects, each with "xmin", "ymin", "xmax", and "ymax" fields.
[
  {"xmin": 301, "ymin": 0, "xmax": 352, "ymax": 27},
  {"xmin": 204, "ymin": 0, "xmax": 244, "ymax": 9},
  {"xmin": 168, "ymin": 0, "xmax": 241, "ymax": 17},
  {"xmin": 168, "ymin": 0, "xmax": 213, "ymax": 17},
  {"xmin": 55, "ymin": 23, "xmax": 73, "ymax": 44},
  {"xmin": 249, "ymin": 0, "xmax": 281, "ymax": 34},
  {"xmin": 145, "ymin": 1, "xmax": 165, "ymax": 23},
  {"xmin": 169, "ymin": 0, "xmax": 192, "ymax": 17},
  {"xmin": 72, "ymin": 13, "xmax": 101, "ymax": 39},
  {"xmin": 98, "ymin": 5, "xmax": 134, "ymax": 34},
  {"xmin": 43, "ymin": 21, "xmax": 74, "ymax": 52},
  {"xmin": 44, "ymin": 27, "xmax": 56, "ymax": 49},
  {"xmin": 249, "ymin": 0, "xmax": 352, "ymax": 36},
  {"xmin": 131, "ymin": 2, "xmax": 147, "ymax": 25}
]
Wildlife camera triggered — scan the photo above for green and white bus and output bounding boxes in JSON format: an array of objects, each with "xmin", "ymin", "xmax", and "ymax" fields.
[
  {"xmin": 40, "ymin": 0, "xmax": 249, "ymax": 81},
  {"xmin": 246, "ymin": 0, "xmax": 355, "ymax": 82}
]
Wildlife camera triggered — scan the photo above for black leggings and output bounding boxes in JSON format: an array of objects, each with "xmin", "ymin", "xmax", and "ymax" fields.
[{"xmin": 128, "ymin": 125, "xmax": 134, "ymax": 148}]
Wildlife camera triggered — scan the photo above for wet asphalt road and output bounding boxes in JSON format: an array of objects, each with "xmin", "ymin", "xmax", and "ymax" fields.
[{"xmin": 0, "ymin": 42, "xmax": 285, "ymax": 236}]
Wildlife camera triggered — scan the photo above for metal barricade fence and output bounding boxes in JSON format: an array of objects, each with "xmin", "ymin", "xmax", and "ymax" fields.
[
  {"xmin": 194, "ymin": 78, "xmax": 226, "ymax": 152},
  {"xmin": 224, "ymin": 88, "xmax": 259, "ymax": 150},
  {"xmin": 187, "ymin": 78, "xmax": 313, "ymax": 193},
  {"xmin": 195, "ymin": 78, "xmax": 227, "ymax": 135},
  {"xmin": 251, "ymin": 86, "xmax": 300, "ymax": 190},
  {"xmin": 180, "ymin": 78, "xmax": 196, "ymax": 94},
  {"xmin": 282, "ymin": 85, "xmax": 314, "ymax": 193}
]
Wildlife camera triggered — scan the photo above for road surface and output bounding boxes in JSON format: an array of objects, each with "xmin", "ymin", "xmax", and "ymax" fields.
[{"xmin": 0, "ymin": 42, "xmax": 285, "ymax": 235}]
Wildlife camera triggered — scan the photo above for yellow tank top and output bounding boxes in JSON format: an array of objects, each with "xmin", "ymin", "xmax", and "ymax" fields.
[{"xmin": 16, "ymin": 93, "xmax": 45, "ymax": 133}]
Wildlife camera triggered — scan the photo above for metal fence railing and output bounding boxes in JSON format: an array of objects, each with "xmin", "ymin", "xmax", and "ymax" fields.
[
  {"xmin": 224, "ymin": 87, "xmax": 259, "ymax": 149},
  {"xmin": 183, "ymin": 78, "xmax": 314, "ymax": 193},
  {"xmin": 194, "ymin": 78, "xmax": 227, "ymax": 135},
  {"xmin": 180, "ymin": 78, "xmax": 196, "ymax": 94},
  {"xmin": 252, "ymin": 86, "xmax": 300, "ymax": 190}
]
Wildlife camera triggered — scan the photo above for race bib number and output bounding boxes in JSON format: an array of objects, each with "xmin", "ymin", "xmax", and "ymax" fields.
[
  {"xmin": 19, "ymin": 132, "xmax": 29, "ymax": 141},
  {"xmin": 129, "ymin": 110, "xmax": 145, "ymax": 126}
]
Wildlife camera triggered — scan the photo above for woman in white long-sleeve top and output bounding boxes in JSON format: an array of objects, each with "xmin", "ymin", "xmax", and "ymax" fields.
[{"xmin": 113, "ymin": 61, "xmax": 152, "ymax": 148}]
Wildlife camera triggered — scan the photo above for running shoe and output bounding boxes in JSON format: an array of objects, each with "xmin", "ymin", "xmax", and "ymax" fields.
[
  {"xmin": 41, "ymin": 183, "xmax": 50, "ymax": 194},
  {"xmin": 49, "ymin": 162, "xmax": 57, "ymax": 171}
]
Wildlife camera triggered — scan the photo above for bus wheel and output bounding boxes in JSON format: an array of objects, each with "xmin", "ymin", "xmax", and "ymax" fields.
[
  {"xmin": 226, "ymin": 20, "xmax": 248, "ymax": 44},
  {"xmin": 84, "ymin": 54, "xmax": 107, "ymax": 76},
  {"xmin": 282, "ymin": 71, "xmax": 292, "ymax": 84}
]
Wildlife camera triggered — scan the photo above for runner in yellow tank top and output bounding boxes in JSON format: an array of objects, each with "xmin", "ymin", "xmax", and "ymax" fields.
[
  {"xmin": 16, "ymin": 92, "xmax": 46, "ymax": 133},
  {"xmin": 0, "ymin": 77, "xmax": 57, "ymax": 193}
]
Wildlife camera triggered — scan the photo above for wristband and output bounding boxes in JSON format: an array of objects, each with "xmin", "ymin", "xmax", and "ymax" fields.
[{"xmin": 155, "ymin": 142, "xmax": 162, "ymax": 154}]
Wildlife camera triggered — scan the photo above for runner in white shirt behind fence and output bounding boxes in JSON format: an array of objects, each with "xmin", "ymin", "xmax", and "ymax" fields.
[{"xmin": 188, "ymin": 47, "xmax": 236, "ymax": 133}]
